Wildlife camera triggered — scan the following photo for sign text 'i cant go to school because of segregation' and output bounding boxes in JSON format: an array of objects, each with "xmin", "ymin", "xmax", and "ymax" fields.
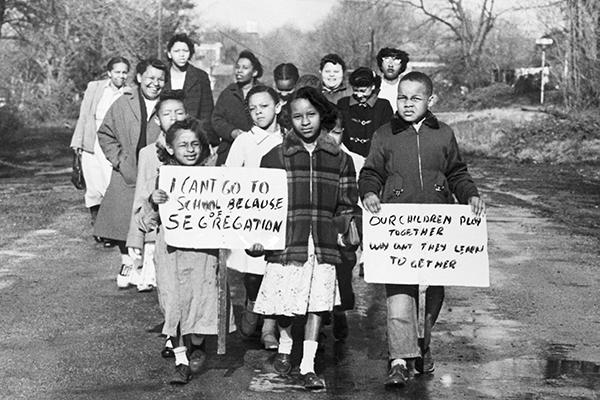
[
  {"xmin": 158, "ymin": 166, "xmax": 288, "ymax": 250},
  {"xmin": 362, "ymin": 203, "xmax": 489, "ymax": 287}
]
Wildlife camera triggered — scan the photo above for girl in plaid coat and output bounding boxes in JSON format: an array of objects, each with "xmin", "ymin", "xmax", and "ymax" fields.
[{"xmin": 249, "ymin": 87, "xmax": 359, "ymax": 390}]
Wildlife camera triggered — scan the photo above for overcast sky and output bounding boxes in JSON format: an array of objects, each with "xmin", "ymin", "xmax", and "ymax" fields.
[{"xmin": 193, "ymin": 0, "xmax": 338, "ymax": 33}]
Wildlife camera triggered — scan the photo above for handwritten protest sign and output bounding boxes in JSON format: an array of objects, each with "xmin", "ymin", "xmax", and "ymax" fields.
[
  {"xmin": 362, "ymin": 203, "xmax": 489, "ymax": 287},
  {"xmin": 158, "ymin": 166, "xmax": 287, "ymax": 250}
]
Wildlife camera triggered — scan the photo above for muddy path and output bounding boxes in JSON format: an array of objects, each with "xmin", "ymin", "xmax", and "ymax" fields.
[{"xmin": 0, "ymin": 156, "xmax": 598, "ymax": 399}]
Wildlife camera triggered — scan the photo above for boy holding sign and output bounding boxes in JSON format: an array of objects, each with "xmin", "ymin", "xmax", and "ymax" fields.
[{"xmin": 358, "ymin": 71, "xmax": 485, "ymax": 387}]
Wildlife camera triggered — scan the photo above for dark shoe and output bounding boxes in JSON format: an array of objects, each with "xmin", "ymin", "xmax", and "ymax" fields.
[
  {"xmin": 93, "ymin": 235, "xmax": 103, "ymax": 243},
  {"xmin": 302, "ymin": 372, "xmax": 325, "ymax": 390},
  {"xmin": 415, "ymin": 347, "xmax": 435, "ymax": 374},
  {"xmin": 332, "ymin": 309, "xmax": 348, "ymax": 341},
  {"xmin": 273, "ymin": 353, "xmax": 292, "ymax": 376},
  {"xmin": 169, "ymin": 364, "xmax": 191, "ymax": 385},
  {"xmin": 103, "ymin": 239, "xmax": 116, "ymax": 248},
  {"xmin": 240, "ymin": 309, "xmax": 259, "ymax": 337},
  {"xmin": 161, "ymin": 337, "xmax": 174, "ymax": 358},
  {"xmin": 189, "ymin": 349, "xmax": 206, "ymax": 374},
  {"xmin": 384, "ymin": 363, "xmax": 409, "ymax": 387}
]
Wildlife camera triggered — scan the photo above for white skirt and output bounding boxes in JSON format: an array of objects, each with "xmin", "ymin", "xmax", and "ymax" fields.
[{"xmin": 254, "ymin": 239, "xmax": 340, "ymax": 316}]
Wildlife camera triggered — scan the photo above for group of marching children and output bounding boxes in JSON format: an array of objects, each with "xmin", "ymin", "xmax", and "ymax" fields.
[{"xmin": 76, "ymin": 34, "xmax": 485, "ymax": 389}]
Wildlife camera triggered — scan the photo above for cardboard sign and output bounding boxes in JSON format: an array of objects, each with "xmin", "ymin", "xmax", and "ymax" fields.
[
  {"xmin": 158, "ymin": 166, "xmax": 287, "ymax": 250},
  {"xmin": 362, "ymin": 203, "xmax": 489, "ymax": 287}
]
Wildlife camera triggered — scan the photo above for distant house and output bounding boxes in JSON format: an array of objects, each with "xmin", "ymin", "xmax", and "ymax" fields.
[{"xmin": 191, "ymin": 42, "xmax": 235, "ymax": 98}]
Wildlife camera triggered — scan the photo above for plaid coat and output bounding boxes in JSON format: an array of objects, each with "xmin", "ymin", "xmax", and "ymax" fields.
[{"xmin": 260, "ymin": 131, "xmax": 359, "ymax": 266}]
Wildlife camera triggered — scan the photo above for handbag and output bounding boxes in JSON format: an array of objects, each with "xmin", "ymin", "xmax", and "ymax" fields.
[
  {"xmin": 342, "ymin": 217, "xmax": 361, "ymax": 247},
  {"xmin": 71, "ymin": 151, "xmax": 86, "ymax": 190}
]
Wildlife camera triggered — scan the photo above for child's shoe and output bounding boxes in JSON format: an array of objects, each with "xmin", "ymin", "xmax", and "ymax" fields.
[
  {"xmin": 116, "ymin": 264, "xmax": 133, "ymax": 289},
  {"xmin": 302, "ymin": 372, "xmax": 325, "ymax": 390},
  {"xmin": 169, "ymin": 364, "xmax": 191, "ymax": 384},
  {"xmin": 415, "ymin": 347, "xmax": 435, "ymax": 374},
  {"xmin": 273, "ymin": 353, "xmax": 292, "ymax": 376},
  {"xmin": 189, "ymin": 349, "xmax": 206, "ymax": 374},
  {"xmin": 161, "ymin": 337, "xmax": 174, "ymax": 358},
  {"xmin": 240, "ymin": 300, "xmax": 259, "ymax": 337},
  {"xmin": 384, "ymin": 363, "xmax": 409, "ymax": 387}
]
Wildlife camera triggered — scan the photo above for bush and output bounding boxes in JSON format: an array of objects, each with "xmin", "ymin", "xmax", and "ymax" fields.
[
  {"xmin": 496, "ymin": 110, "xmax": 600, "ymax": 163},
  {"xmin": 0, "ymin": 107, "xmax": 23, "ymax": 140}
]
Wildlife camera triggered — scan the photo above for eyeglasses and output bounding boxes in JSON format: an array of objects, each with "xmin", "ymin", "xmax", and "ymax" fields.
[{"xmin": 382, "ymin": 57, "xmax": 402, "ymax": 64}]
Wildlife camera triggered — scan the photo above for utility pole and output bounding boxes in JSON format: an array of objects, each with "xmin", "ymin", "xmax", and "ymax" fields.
[
  {"xmin": 157, "ymin": 0, "xmax": 163, "ymax": 59},
  {"xmin": 535, "ymin": 37, "xmax": 553, "ymax": 105}
]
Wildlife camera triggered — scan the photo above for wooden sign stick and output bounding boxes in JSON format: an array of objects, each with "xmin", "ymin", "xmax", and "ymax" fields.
[{"xmin": 217, "ymin": 249, "xmax": 228, "ymax": 355}]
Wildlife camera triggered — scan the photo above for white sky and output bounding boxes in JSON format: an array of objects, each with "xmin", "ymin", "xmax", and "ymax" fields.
[{"xmin": 193, "ymin": 0, "xmax": 338, "ymax": 33}]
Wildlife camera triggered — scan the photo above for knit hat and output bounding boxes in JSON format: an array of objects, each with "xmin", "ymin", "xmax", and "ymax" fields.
[{"xmin": 349, "ymin": 67, "xmax": 376, "ymax": 87}]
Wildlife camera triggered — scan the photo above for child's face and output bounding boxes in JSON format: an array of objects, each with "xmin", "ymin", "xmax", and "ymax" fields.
[
  {"xmin": 290, "ymin": 98, "xmax": 321, "ymax": 141},
  {"xmin": 107, "ymin": 62, "xmax": 129, "ymax": 89},
  {"xmin": 248, "ymin": 92, "xmax": 281, "ymax": 130},
  {"xmin": 235, "ymin": 57, "xmax": 257, "ymax": 84},
  {"xmin": 321, "ymin": 62, "xmax": 343, "ymax": 89},
  {"xmin": 397, "ymin": 80, "xmax": 433, "ymax": 123},
  {"xmin": 352, "ymin": 85, "xmax": 375, "ymax": 103},
  {"xmin": 168, "ymin": 41, "xmax": 191, "ymax": 68},
  {"xmin": 156, "ymin": 99, "xmax": 187, "ymax": 132},
  {"xmin": 167, "ymin": 129, "xmax": 202, "ymax": 165}
]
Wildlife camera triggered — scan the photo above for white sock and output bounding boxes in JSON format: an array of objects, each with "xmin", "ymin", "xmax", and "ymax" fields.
[
  {"xmin": 299, "ymin": 340, "xmax": 318, "ymax": 375},
  {"xmin": 121, "ymin": 254, "xmax": 133, "ymax": 266},
  {"xmin": 391, "ymin": 358, "xmax": 407, "ymax": 368},
  {"xmin": 174, "ymin": 346, "xmax": 189, "ymax": 366},
  {"xmin": 278, "ymin": 325, "xmax": 293, "ymax": 355}
]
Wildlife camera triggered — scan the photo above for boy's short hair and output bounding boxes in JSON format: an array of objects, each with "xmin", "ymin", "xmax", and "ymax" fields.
[
  {"xmin": 154, "ymin": 89, "xmax": 186, "ymax": 114},
  {"xmin": 376, "ymin": 47, "xmax": 409, "ymax": 73},
  {"xmin": 319, "ymin": 53, "xmax": 346, "ymax": 71},
  {"xmin": 400, "ymin": 71, "xmax": 433, "ymax": 96}
]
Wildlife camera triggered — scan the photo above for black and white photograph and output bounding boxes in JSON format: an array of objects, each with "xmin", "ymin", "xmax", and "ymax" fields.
[{"xmin": 0, "ymin": 0, "xmax": 598, "ymax": 398}]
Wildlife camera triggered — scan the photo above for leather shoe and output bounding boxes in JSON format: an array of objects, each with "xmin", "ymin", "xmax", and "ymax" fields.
[
  {"xmin": 302, "ymin": 372, "xmax": 325, "ymax": 390},
  {"xmin": 384, "ymin": 363, "xmax": 409, "ymax": 387},
  {"xmin": 161, "ymin": 337, "xmax": 174, "ymax": 358},
  {"xmin": 169, "ymin": 364, "xmax": 191, "ymax": 385},
  {"xmin": 189, "ymin": 349, "xmax": 206, "ymax": 374},
  {"xmin": 415, "ymin": 347, "xmax": 435, "ymax": 374},
  {"xmin": 273, "ymin": 353, "xmax": 292, "ymax": 376}
]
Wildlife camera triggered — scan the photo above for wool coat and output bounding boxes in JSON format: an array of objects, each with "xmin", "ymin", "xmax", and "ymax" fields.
[
  {"xmin": 70, "ymin": 79, "xmax": 123, "ymax": 153},
  {"xmin": 165, "ymin": 64, "xmax": 214, "ymax": 126},
  {"xmin": 211, "ymin": 82, "xmax": 254, "ymax": 166},
  {"xmin": 93, "ymin": 88, "xmax": 161, "ymax": 241},
  {"xmin": 260, "ymin": 131, "xmax": 359, "ymax": 266}
]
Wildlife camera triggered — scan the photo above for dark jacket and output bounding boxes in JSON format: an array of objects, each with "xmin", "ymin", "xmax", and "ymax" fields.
[
  {"xmin": 211, "ymin": 82, "xmax": 253, "ymax": 165},
  {"xmin": 322, "ymin": 82, "xmax": 352, "ymax": 105},
  {"xmin": 359, "ymin": 111, "xmax": 479, "ymax": 205},
  {"xmin": 337, "ymin": 94, "xmax": 394, "ymax": 157},
  {"xmin": 166, "ymin": 64, "xmax": 213, "ymax": 123},
  {"xmin": 261, "ymin": 131, "xmax": 359, "ymax": 266},
  {"xmin": 165, "ymin": 64, "xmax": 215, "ymax": 145}
]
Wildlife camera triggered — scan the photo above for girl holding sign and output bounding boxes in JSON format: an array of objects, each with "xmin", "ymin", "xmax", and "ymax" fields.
[
  {"xmin": 249, "ymin": 87, "xmax": 359, "ymax": 390},
  {"xmin": 136, "ymin": 118, "xmax": 235, "ymax": 384},
  {"xmin": 225, "ymin": 85, "xmax": 285, "ymax": 350}
]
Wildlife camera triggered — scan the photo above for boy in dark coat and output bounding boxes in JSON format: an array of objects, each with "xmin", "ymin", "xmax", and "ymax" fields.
[{"xmin": 359, "ymin": 71, "xmax": 485, "ymax": 387}]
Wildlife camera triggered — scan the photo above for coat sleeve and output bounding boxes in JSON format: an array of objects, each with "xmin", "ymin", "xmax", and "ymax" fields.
[
  {"xmin": 224, "ymin": 133, "xmax": 246, "ymax": 167},
  {"xmin": 134, "ymin": 174, "xmax": 161, "ymax": 234},
  {"xmin": 197, "ymin": 71, "xmax": 214, "ymax": 122},
  {"xmin": 335, "ymin": 153, "xmax": 359, "ymax": 218},
  {"xmin": 70, "ymin": 82, "xmax": 94, "ymax": 150},
  {"xmin": 358, "ymin": 129, "xmax": 388, "ymax": 199},
  {"xmin": 126, "ymin": 150, "xmax": 157, "ymax": 248},
  {"xmin": 211, "ymin": 91, "xmax": 238, "ymax": 144},
  {"xmin": 445, "ymin": 131, "xmax": 479, "ymax": 204},
  {"xmin": 97, "ymin": 99, "xmax": 136, "ymax": 184}
]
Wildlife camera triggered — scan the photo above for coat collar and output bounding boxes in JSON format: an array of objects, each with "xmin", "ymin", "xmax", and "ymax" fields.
[
  {"xmin": 390, "ymin": 110, "xmax": 439, "ymax": 134},
  {"xmin": 250, "ymin": 125, "xmax": 284, "ymax": 145},
  {"xmin": 283, "ymin": 130, "xmax": 340, "ymax": 157}
]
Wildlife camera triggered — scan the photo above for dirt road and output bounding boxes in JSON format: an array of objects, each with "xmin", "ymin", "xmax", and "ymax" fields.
[{"xmin": 0, "ymin": 156, "xmax": 598, "ymax": 399}]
